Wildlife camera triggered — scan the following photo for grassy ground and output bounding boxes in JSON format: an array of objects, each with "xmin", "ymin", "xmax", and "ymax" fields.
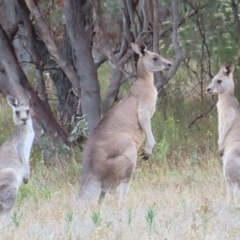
[{"xmin": 1, "ymin": 157, "xmax": 240, "ymax": 240}]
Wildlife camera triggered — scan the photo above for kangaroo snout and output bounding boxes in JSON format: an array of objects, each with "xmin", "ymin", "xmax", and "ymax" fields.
[
  {"xmin": 22, "ymin": 118, "xmax": 27, "ymax": 124},
  {"xmin": 206, "ymin": 88, "xmax": 211, "ymax": 93},
  {"xmin": 165, "ymin": 62, "xmax": 172, "ymax": 70}
]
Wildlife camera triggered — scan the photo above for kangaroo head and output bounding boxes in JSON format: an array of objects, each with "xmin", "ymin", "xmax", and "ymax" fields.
[
  {"xmin": 131, "ymin": 43, "xmax": 172, "ymax": 72},
  {"xmin": 7, "ymin": 91, "xmax": 31, "ymax": 126},
  {"xmin": 206, "ymin": 61, "xmax": 235, "ymax": 95}
]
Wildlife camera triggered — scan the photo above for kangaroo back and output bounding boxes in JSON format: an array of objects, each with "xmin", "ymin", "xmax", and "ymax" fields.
[{"xmin": 0, "ymin": 91, "xmax": 35, "ymax": 215}]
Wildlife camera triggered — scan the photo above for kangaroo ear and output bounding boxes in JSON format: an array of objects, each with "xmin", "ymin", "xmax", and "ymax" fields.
[
  {"xmin": 131, "ymin": 43, "xmax": 147, "ymax": 56},
  {"xmin": 21, "ymin": 91, "xmax": 31, "ymax": 104},
  {"xmin": 6, "ymin": 95, "xmax": 18, "ymax": 108},
  {"xmin": 222, "ymin": 61, "xmax": 234, "ymax": 76}
]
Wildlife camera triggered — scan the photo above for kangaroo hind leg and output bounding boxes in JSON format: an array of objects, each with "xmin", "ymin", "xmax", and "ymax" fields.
[
  {"xmin": 0, "ymin": 168, "xmax": 18, "ymax": 215},
  {"xmin": 118, "ymin": 143, "xmax": 137, "ymax": 208},
  {"xmin": 78, "ymin": 175, "xmax": 101, "ymax": 204},
  {"xmin": 98, "ymin": 190, "xmax": 106, "ymax": 205}
]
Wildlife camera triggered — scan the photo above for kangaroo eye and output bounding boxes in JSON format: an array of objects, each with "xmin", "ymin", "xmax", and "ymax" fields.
[
  {"xmin": 153, "ymin": 57, "xmax": 158, "ymax": 61},
  {"xmin": 16, "ymin": 111, "xmax": 19, "ymax": 115},
  {"xmin": 217, "ymin": 80, "xmax": 222, "ymax": 84},
  {"xmin": 26, "ymin": 110, "xmax": 29, "ymax": 114}
]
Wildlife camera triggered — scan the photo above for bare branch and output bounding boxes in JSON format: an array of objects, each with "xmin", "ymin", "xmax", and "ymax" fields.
[
  {"xmin": 121, "ymin": 0, "xmax": 134, "ymax": 43},
  {"xmin": 159, "ymin": 3, "xmax": 208, "ymax": 38},
  {"xmin": 188, "ymin": 2, "xmax": 212, "ymax": 79},
  {"xmin": 164, "ymin": 0, "xmax": 182, "ymax": 84},
  {"xmin": 93, "ymin": 0, "xmax": 117, "ymax": 64},
  {"xmin": 152, "ymin": 0, "xmax": 159, "ymax": 53},
  {"xmin": 19, "ymin": 61, "xmax": 60, "ymax": 71},
  {"xmin": 231, "ymin": 0, "xmax": 240, "ymax": 32},
  {"xmin": 24, "ymin": 0, "xmax": 81, "ymax": 97},
  {"xmin": 141, "ymin": 0, "xmax": 153, "ymax": 32},
  {"xmin": 6, "ymin": 22, "xmax": 20, "ymax": 41},
  {"xmin": 95, "ymin": 49, "xmax": 120, "ymax": 68},
  {"xmin": 189, "ymin": 96, "xmax": 216, "ymax": 128},
  {"xmin": 126, "ymin": 0, "xmax": 138, "ymax": 39}
]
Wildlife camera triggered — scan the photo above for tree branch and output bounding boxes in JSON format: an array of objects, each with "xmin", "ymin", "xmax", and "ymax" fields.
[
  {"xmin": 188, "ymin": 2, "xmax": 213, "ymax": 79},
  {"xmin": 188, "ymin": 97, "xmax": 216, "ymax": 128},
  {"xmin": 231, "ymin": 0, "xmax": 240, "ymax": 32},
  {"xmin": 95, "ymin": 49, "xmax": 120, "ymax": 68},
  {"xmin": 159, "ymin": 3, "xmax": 208, "ymax": 38},
  {"xmin": 152, "ymin": 0, "xmax": 159, "ymax": 53},
  {"xmin": 6, "ymin": 22, "xmax": 20, "ymax": 41},
  {"xmin": 93, "ymin": 0, "xmax": 117, "ymax": 64},
  {"xmin": 19, "ymin": 60, "xmax": 60, "ymax": 71},
  {"xmin": 162, "ymin": 0, "xmax": 182, "ymax": 86},
  {"xmin": 24, "ymin": 0, "xmax": 81, "ymax": 97},
  {"xmin": 126, "ymin": 0, "xmax": 138, "ymax": 39}
]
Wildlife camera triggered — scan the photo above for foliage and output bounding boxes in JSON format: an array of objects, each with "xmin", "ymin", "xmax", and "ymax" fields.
[
  {"xmin": 68, "ymin": 115, "xmax": 88, "ymax": 142},
  {"xmin": 11, "ymin": 211, "xmax": 23, "ymax": 228}
]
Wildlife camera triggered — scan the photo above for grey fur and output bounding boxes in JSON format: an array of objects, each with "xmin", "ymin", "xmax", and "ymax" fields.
[
  {"xmin": 0, "ymin": 92, "xmax": 35, "ymax": 214},
  {"xmin": 78, "ymin": 43, "xmax": 172, "ymax": 207},
  {"xmin": 206, "ymin": 61, "xmax": 240, "ymax": 203}
]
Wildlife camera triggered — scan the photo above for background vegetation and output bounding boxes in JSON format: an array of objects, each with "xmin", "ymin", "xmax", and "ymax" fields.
[{"xmin": 1, "ymin": 0, "xmax": 240, "ymax": 239}]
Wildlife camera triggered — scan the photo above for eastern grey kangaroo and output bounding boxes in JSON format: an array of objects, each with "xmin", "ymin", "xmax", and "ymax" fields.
[
  {"xmin": 206, "ymin": 61, "xmax": 240, "ymax": 203},
  {"xmin": 78, "ymin": 43, "xmax": 172, "ymax": 206},
  {"xmin": 0, "ymin": 92, "xmax": 35, "ymax": 214}
]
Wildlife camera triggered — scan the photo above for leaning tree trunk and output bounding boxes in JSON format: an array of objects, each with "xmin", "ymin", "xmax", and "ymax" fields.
[
  {"xmin": 0, "ymin": 0, "xmax": 31, "ymax": 73},
  {"xmin": 64, "ymin": 0, "xmax": 101, "ymax": 132},
  {"xmin": 50, "ymin": 28, "xmax": 80, "ymax": 129},
  {"xmin": 0, "ymin": 25, "xmax": 69, "ymax": 144},
  {"xmin": 15, "ymin": 0, "xmax": 51, "ymax": 110}
]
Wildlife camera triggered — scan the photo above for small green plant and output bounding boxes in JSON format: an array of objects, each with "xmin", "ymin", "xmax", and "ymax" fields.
[
  {"xmin": 37, "ymin": 134, "xmax": 71, "ymax": 162},
  {"xmin": 154, "ymin": 135, "xmax": 169, "ymax": 164},
  {"xmin": 199, "ymin": 201, "xmax": 211, "ymax": 237},
  {"xmin": 68, "ymin": 115, "xmax": 88, "ymax": 142},
  {"xmin": 146, "ymin": 208, "xmax": 155, "ymax": 231},
  {"xmin": 65, "ymin": 210, "xmax": 73, "ymax": 230},
  {"xmin": 18, "ymin": 183, "xmax": 36, "ymax": 204},
  {"xmin": 105, "ymin": 220, "xmax": 112, "ymax": 228},
  {"xmin": 39, "ymin": 187, "xmax": 53, "ymax": 199},
  {"xmin": 11, "ymin": 211, "xmax": 23, "ymax": 228},
  {"xmin": 91, "ymin": 211, "xmax": 102, "ymax": 227},
  {"xmin": 128, "ymin": 209, "xmax": 132, "ymax": 227}
]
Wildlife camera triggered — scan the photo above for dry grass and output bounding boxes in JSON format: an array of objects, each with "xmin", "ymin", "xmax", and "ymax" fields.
[{"xmin": 1, "ymin": 157, "xmax": 240, "ymax": 240}]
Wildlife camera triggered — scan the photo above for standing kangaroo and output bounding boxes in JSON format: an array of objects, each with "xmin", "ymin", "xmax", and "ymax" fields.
[
  {"xmin": 0, "ymin": 92, "xmax": 35, "ymax": 214},
  {"xmin": 78, "ymin": 43, "xmax": 172, "ymax": 206},
  {"xmin": 206, "ymin": 61, "xmax": 240, "ymax": 203}
]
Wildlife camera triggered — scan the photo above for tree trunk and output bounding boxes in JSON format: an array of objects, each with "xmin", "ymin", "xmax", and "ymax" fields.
[
  {"xmin": 64, "ymin": 0, "xmax": 101, "ymax": 132},
  {"xmin": 50, "ymin": 28, "xmax": 79, "ymax": 128}
]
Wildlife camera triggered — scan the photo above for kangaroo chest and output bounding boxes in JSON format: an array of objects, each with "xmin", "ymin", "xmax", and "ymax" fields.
[
  {"xmin": 16, "ymin": 130, "xmax": 35, "ymax": 163},
  {"xmin": 150, "ymin": 87, "xmax": 158, "ymax": 117},
  {"xmin": 141, "ymin": 86, "xmax": 157, "ymax": 118},
  {"xmin": 24, "ymin": 131, "xmax": 35, "ymax": 160}
]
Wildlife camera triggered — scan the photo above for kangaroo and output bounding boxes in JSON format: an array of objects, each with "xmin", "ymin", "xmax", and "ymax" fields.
[
  {"xmin": 206, "ymin": 61, "xmax": 240, "ymax": 203},
  {"xmin": 78, "ymin": 43, "xmax": 172, "ymax": 206},
  {"xmin": 0, "ymin": 92, "xmax": 35, "ymax": 214}
]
